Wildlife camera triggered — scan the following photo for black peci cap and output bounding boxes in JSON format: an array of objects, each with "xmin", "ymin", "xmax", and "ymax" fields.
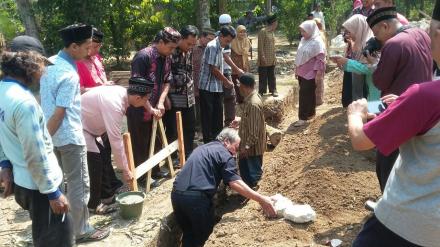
[
  {"xmin": 367, "ymin": 7, "xmax": 398, "ymax": 28},
  {"xmin": 59, "ymin": 23, "xmax": 93, "ymax": 47}
]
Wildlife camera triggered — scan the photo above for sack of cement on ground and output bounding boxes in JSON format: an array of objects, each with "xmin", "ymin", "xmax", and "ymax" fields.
[
  {"xmin": 410, "ymin": 19, "xmax": 430, "ymax": 32},
  {"xmin": 329, "ymin": 35, "xmax": 346, "ymax": 57},
  {"xmin": 271, "ymin": 194, "xmax": 316, "ymax": 223}
]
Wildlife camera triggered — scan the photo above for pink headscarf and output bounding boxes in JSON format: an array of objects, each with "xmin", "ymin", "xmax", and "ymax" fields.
[
  {"xmin": 342, "ymin": 14, "xmax": 373, "ymax": 61},
  {"xmin": 353, "ymin": 0, "xmax": 362, "ymax": 9},
  {"xmin": 295, "ymin": 20, "xmax": 326, "ymax": 66}
]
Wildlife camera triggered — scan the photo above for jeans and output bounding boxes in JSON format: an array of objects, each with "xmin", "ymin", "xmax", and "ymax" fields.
[
  {"xmin": 199, "ymin": 90, "xmax": 224, "ymax": 144},
  {"xmin": 353, "ymin": 215, "xmax": 422, "ymax": 247},
  {"xmin": 54, "ymin": 144, "xmax": 93, "ymax": 237},
  {"xmin": 87, "ymin": 135, "xmax": 123, "ymax": 209},
  {"xmin": 376, "ymin": 149, "xmax": 399, "ymax": 193},
  {"xmin": 258, "ymin": 66, "xmax": 277, "ymax": 94},
  {"xmin": 239, "ymin": 155, "xmax": 263, "ymax": 187},
  {"xmin": 14, "ymin": 184, "xmax": 74, "ymax": 247},
  {"xmin": 163, "ymin": 106, "xmax": 196, "ymax": 157},
  {"xmin": 171, "ymin": 191, "xmax": 215, "ymax": 247}
]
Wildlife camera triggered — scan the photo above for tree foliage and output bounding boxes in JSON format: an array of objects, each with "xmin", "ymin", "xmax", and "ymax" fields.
[{"xmin": 0, "ymin": 0, "xmax": 24, "ymax": 40}]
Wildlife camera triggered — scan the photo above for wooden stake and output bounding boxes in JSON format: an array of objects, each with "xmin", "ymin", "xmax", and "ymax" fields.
[
  {"xmin": 146, "ymin": 118, "xmax": 158, "ymax": 192},
  {"xmin": 158, "ymin": 119, "xmax": 175, "ymax": 178},
  {"xmin": 176, "ymin": 111, "xmax": 186, "ymax": 167},
  {"xmin": 123, "ymin": 133, "xmax": 138, "ymax": 191}
]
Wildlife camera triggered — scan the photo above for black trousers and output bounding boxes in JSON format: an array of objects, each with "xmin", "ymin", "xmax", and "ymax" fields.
[
  {"xmin": 258, "ymin": 66, "xmax": 276, "ymax": 94},
  {"xmin": 171, "ymin": 191, "xmax": 215, "ymax": 247},
  {"xmin": 87, "ymin": 135, "xmax": 123, "ymax": 209},
  {"xmin": 342, "ymin": 71, "xmax": 353, "ymax": 108},
  {"xmin": 376, "ymin": 149, "xmax": 399, "ymax": 193},
  {"xmin": 298, "ymin": 76, "xmax": 317, "ymax": 120},
  {"xmin": 199, "ymin": 90, "xmax": 224, "ymax": 144},
  {"xmin": 126, "ymin": 106, "xmax": 161, "ymax": 178},
  {"xmin": 353, "ymin": 215, "xmax": 421, "ymax": 247},
  {"xmin": 163, "ymin": 106, "xmax": 196, "ymax": 157},
  {"xmin": 14, "ymin": 184, "xmax": 74, "ymax": 247}
]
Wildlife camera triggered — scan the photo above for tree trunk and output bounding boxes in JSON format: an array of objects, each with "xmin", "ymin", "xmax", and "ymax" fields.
[
  {"xmin": 266, "ymin": 0, "xmax": 272, "ymax": 14},
  {"xmin": 196, "ymin": 0, "xmax": 211, "ymax": 30},
  {"xmin": 15, "ymin": 0, "xmax": 39, "ymax": 39},
  {"xmin": 218, "ymin": 0, "xmax": 227, "ymax": 15}
]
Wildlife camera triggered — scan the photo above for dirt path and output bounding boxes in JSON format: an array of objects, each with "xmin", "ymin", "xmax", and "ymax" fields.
[{"xmin": 206, "ymin": 68, "xmax": 381, "ymax": 247}]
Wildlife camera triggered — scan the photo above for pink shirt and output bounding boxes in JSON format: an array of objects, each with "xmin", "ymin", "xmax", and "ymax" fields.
[
  {"xmin": 295, "ymin": 53, "xmax": 326, "ymax": 80},
  {"xmin": 397, "ymin": 13, "xmax": 409, "ymax": 25},
  {"xmin": 81, "ymin": 86, "xmax": 129, "ymax": 170},
  {"xmin": 77, "ymin": 54, "xmax": 108, "ymax": 89}
]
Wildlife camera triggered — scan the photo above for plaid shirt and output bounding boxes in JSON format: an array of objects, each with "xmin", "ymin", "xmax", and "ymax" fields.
[
  {"xmin": 198, "ymin": 38, "xmax": 224, "ymax": 93},
  {"xmin": 257, "ymin": 27, "xmax": 276, "ymax": 67},
  {"xmin": 169, "ymin": 47, "xmax": 195, "ymax": 108}
]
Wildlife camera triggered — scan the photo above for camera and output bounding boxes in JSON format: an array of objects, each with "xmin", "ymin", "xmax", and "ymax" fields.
[{"xmin": 362, "ymin": 37, "xmax": 382, "ymax": 57}]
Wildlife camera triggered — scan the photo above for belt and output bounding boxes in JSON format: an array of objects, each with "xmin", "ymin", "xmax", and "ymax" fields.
[{"xmin": 172, "ymin": 189, "xmax": 207, "ymax": 197}]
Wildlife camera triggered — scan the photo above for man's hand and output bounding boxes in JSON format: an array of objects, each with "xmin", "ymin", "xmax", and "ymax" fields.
[
  {"xmin": 229, "ymin": 117, "xmax": 241, "ymax": 129},
  {"xmin": 258, "ymin": 195, "xmax": 277, "ymax": 218},
  {"xmin": 157, "ymin": 102, "xmax": 166, "ymax": 115},
  {"xmin": 347, "ymin": 99, "xmax": 369, "ymax": 123},
  {"xmin": 0, "ymin": 168, "xmax": 13, "ymax": 198},
  {"xmin": 381, "ymin": 94, "xmax": 398, "ymax": 105},
  {"xmin": 223, "ymin": 80, "xmax": 234, "ymax": 89},
  {"xmin": 49, "ymin": 194, "xmax": 69, "ymax": 215},
  {"xmin": 236, "ymin": 68, "xmax": 245, "ymax": 76},
  {"xmin": 122, "ymin": 169, "xmax": 134, "ymax": 184}
]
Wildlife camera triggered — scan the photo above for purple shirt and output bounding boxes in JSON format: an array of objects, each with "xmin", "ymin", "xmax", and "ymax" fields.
[
  {"xmin": 373, "ymin": 28, "xmax": 432, "ymax": 96},
  {"xmin": 364, "ymin": 81, "xmax": 440, "ymax": 155}
]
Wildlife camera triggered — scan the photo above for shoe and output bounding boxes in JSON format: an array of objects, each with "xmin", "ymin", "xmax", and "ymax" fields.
[
  {"xmin": 272, "ymin": 92, "xmax": 279, "ymax": 97},
  {"xmin": 152, "ymin": 170, "xmax": 169, "ymax": 179},
  {"xmin": 364, "ymin": 200, "xmax": 377, "ymax": 212},
  {"xmin": 293, "ymin": 120, "xmax": 307, "ymax": 127}
]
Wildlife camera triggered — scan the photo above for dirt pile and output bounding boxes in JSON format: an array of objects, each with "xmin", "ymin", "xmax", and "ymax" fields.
[{"xmin": 206, "ymin": 68, "xmax": 381, "ymax": 247}]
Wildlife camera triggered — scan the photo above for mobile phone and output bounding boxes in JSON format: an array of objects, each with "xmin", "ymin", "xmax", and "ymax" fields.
[{"xmin": 367, "ymin": 100, "xmax": 386, "ymax": 114}]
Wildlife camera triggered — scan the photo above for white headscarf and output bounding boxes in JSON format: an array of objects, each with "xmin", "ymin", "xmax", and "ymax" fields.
[
  {"xmin": 295, "ymin": 20, "xmax": 326, "ymax": 66},
  {"xmin": 342, "ymin": 14, "xmax": 373, "ymax": 60}
]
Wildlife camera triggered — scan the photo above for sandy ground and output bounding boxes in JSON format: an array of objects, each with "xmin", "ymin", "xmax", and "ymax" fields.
[{"xmin": 205, "ymin": 68, "xmax": 380, "ymax": 247}]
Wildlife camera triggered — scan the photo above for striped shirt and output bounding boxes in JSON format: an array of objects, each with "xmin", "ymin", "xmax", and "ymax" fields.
[
  {"xmin": 257, "ymin": 27, "xmax": 276, "ymax": 67},
  {"xmin": 169, "ymin": 47, "xmax": 195, "ymax": 108},
  {"xmin": 239, "ymin": 91, "xmax": 266, "ymax": 156},
  {"xmin": 198, "ymin": 38, "xmax": 224, "ymax": 93}
]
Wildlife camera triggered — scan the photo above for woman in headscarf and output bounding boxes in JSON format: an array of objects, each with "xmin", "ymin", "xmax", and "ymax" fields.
[
  {"xmin": 314, "ymin": 18, "xmax": 327, "ymax": 106},
  {"xmin": 231, "ymin": 25, "xmax": 252, "ymax": 103},
  {"xmin": 342, "ymin": 14, "xmax": 379, "ymax": 101},
  {"xmin": 331, "ymin": 14, "xmax": 380, "ymax": 102},
  {"xmin": 294, "ymin": 20, "xmax": 326, "ymax": 127}
]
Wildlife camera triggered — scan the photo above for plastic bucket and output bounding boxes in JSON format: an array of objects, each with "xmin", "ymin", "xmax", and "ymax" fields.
[{"xmin": 116, "ymin": 191, "xmax": 146, "ymax": 220}]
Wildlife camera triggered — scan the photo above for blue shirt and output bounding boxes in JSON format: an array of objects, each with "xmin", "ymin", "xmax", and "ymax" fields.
[
  {"xmin": 198, "ymin": 38, "xmax": 224, "ymax": 93},
  {"xmin": 173, "ymin": 141, "xmax": 241, "ymax": 195},
  {"xmin": 0, "ymin": 79, "xmax": 62, "ymax": 198},
  {"xmin": 40, "ymin": 50, "xmax": 85, "ymax": 147}
]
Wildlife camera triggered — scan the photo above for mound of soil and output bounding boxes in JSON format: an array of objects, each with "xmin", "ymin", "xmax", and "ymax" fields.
[{"xmin": 206, "ymin": 68, "xmax": 381, "ymax": 247}]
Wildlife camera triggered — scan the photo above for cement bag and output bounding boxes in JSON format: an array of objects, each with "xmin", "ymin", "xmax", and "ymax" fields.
[
  {"xmin": 272, "ymin": 194, "xmax": 294, "ymax": 216},
  {"xmin": 283, "ymin": 204, "xmax": 316, "ymax": 223}
]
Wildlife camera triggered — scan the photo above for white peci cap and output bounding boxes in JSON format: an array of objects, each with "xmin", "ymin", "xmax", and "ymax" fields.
[{"xmin": 219, "ymin": 14, "xmax": 232, "ymax": 24}]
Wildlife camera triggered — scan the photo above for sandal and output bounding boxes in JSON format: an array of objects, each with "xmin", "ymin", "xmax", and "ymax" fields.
[
  {"xmin": 76, "ymin": 227, "xmax": 110, "ymax": 243},
  {"xmin": 90, "ymin": 203, "xmax": 118, "ymax": 215}
]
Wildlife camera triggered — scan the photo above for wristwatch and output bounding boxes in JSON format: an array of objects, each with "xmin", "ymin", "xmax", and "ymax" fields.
[{"xmin": 245, "ymin": 145, "xmax": 250, "ymax": 150}]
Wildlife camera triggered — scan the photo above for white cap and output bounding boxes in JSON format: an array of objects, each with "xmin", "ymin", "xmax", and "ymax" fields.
[{"xmin": 219, "ymin": 14, "xmax": 232, "ymax": 24}]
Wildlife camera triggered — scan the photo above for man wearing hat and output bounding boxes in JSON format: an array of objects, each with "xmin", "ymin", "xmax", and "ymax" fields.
[
  {"xmin": 81, "ymin": 77, "xmax": 153, "ymax": 214},
  {"xmin": 40, "ymin": 24, "xmax": 110, "ymax": 243},
  {"xmin": 365, "ymin": 7, "xmax": 432, "ymax": 198},
  {"xmin": 230, "ymin": 73, "xmax": 266, "ymax": 188},
  {"xmin": 76, "ymin": 27, "xmax": 112, "ymax": 94},
  {"xmin": 348, "ymin": 3, "xmax": 440, "ymax": 246},
  {"xmin": 128, "ymin": 27, "xmax": 181, "ymax": 181},
  {"xmin": 257, "ymin": 14, "xmax": 278, "ymax": 97}
]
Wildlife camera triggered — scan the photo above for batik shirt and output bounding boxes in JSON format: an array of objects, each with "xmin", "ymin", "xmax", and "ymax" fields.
[
  {"xmin": 131, "ymin": 45, "xmax": 172, "ymax": 121},
  {"xmin": 169, "ymin": 47, "xmax": 195, "ymax": 108}
]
